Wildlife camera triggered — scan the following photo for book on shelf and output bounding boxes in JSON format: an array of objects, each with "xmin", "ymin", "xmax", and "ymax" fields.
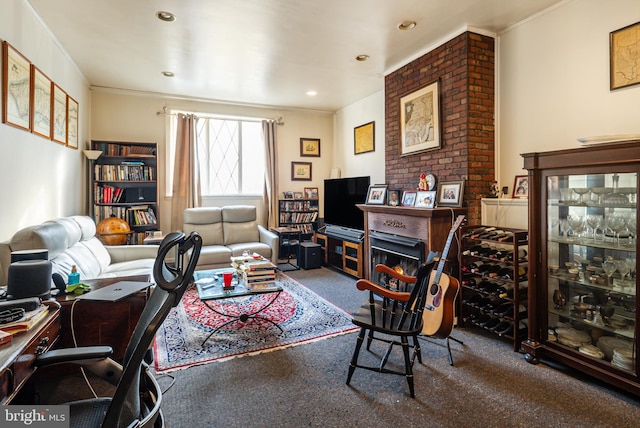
[{"xmin": 0, "ymin": 305, "xmax": 49, "ymax": 335}]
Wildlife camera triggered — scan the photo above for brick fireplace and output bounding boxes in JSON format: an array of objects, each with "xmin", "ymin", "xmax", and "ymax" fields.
[{"xmin": 384, "ymin": 31, "xmax": 495, "ymax": 226}]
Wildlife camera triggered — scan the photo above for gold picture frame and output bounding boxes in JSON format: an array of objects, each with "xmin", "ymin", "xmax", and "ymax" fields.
[
  {"xmin": 354, "ymin": 121, "xmax": 375, "ymax": 155},
  {"xmin": 400, "ymin": 80, "xmax": 441, "ymax": 156},
  {"xmin": 2, "ymin": 41, "xmax": 32, "ymax": 131},
  {"xmin": 610, "ymin": 21, "xmax": 640, "ymax": 90},
  {"xmin": 31, "ymin": 65, "xmax": 52, "ymax": 139},
  {"xmin": 291, "ymin": 161, "xmax": 312, "ymax": 181},
  {"xmin": 300, "ymin": 138, "xmax": 320, "ymax": 157}
]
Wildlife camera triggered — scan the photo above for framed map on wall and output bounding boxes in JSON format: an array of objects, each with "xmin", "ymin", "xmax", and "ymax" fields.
[{"xmin": 610, "ymin": 21, "xmax": 640, "ymax": 90}]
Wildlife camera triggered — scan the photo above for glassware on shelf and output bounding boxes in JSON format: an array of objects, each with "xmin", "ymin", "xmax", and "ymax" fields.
[
  {"xmin": 615, "ymin": 259, "xmax": 631, "ymax": 290},
  {"xmin": 590, "ymin": 187, "xmax": 611, "ymax": 205},
  {"xmin": 605, "ymin": 215, "xmax": 627, "ymax": 245},
  {"xmin": 572, "ymin": 188, "xmax": 590, "ymax": 205},
  {"xmin": 567, "ymin": 214, "xmax": 584, "ymax": 241},
  {"xmin": 602, "ymin": 174, "xmax": 629, "ymax": 206},
  {"xmin": 601, "ymin": 259, "xmax": 617, "ymax": 286},
  {"xmin": 586, "ymin": 214, "xmax": 604, "ymax": 241}
]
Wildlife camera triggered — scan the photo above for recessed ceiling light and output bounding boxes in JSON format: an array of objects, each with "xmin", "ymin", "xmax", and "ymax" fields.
[
  {"xmin": 306, "ymin": 91, "xmax": 317, "ymax": 96},
  {"xmin": 161, "ymin": 71, "xmax": 174, "ymax": 77},
  {"xmin": 156, "ymin": 11, "xmax": 176, "ymax": 22},
  {"xmin": 398, "ymin": 20, "xmax": 417, "ymax": 31},
  {"xmin": 355, "ymin": 54, "xmax": 370, "ymax": 62}
]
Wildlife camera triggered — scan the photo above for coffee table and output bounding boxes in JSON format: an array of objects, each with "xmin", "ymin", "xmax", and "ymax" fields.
[{"xmin": 194, "ymin": 268, "xmax": 283, "ymax": 345}]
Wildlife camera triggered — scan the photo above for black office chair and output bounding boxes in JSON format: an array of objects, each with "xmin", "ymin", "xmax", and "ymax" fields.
[
  {"xmin": 346, "ymin": 260, "xmax": 436, "ymax": 398},
  {"xmin": 32, "ymin": 231, "xmax": 202, "ymax": 428}
]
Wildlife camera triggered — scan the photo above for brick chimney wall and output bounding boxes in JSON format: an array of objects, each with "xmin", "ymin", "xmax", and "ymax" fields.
[{"xmin": 384, "ymin": 31, "xmax": 495, "ymax": 225}]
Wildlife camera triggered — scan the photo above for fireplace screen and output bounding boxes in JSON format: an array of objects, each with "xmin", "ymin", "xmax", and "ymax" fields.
[{"xmin": 370, "ymin": 231, "xmax": 424, "ymax": 290}]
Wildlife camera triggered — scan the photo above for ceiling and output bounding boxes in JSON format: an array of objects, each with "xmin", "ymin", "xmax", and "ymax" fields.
[{"xmin": 28, "ymin": 0, "xmax": 563, "ymax": 112}]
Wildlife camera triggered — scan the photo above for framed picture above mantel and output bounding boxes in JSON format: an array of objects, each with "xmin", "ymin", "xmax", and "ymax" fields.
[{"xmin": 399, "ymin": 79, "xmax": 441, "ymax": 156}]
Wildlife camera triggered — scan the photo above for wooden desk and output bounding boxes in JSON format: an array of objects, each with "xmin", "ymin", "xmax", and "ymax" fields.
[
  {"xmin": 0, "ymin": 300, "xmax": 60, "ymax": 404},
  {"xmin": 54, "ymin": 275, "xmax": 150, "ymax": 360}
]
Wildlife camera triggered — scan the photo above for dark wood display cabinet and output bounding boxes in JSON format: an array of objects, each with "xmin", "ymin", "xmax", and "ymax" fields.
[
  {"xmin": 522, "ymin": 141, "xmax": 639, "ymax": 396},
  {"xmin": 458, "ymin": 225, "xmax": 529, "ymax": 351}
]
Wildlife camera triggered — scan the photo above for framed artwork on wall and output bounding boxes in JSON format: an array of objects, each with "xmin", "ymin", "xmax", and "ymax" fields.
[
  {"xmin": 437, "ymin": 180, "xmax": 464, "ymax": 208},
  {"xmin": 66, "ymin": 95, "xmax": 79, "ymax": 149},
  {"xmin": 291, "ymin": 161, "xmax": 312, "ymax": 181},
  {"xmin": 610, "ymin": 21, "xmax": 640, "ymax": 90},
  {"xmin": 31, "ymin": 65, "xmax": 52, "ymax": 139},
  {"xmin": 354, "ymin": 121, "xmax": 375, "ymax": 155},
  {"xmin": 52, "ymin": 83, "xmax": 67, "ymax": 145},
  {"xmin": 300, "ymin": 138, "xmax": 320, "ymax": 157},
  {"xmin": 2, "ymin": 41, "xmax": 32, "ymax": 131},
  {"xmin": 399, "ymin": 79, "xmax": 440, "ymax": 156}
]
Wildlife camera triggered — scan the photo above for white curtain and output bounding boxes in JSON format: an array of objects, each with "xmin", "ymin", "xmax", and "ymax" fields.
[
  {"xmin": 170, "ymin": 113, "xmax": 201, "ymax": 231},
  {"xmin": 262, "ymin": 120, "xmax": 278, "ymax": 229}
]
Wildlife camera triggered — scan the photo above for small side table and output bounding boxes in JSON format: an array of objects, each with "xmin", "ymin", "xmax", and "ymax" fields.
[{"xmin": 270, "ymin": 227, "xmax": 301, "ymax": 271}]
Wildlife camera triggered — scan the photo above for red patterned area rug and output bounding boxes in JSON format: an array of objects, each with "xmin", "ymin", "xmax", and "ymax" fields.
[{"xmin": 153, "ymin": 272, "xmax": 358, "ymax": 373}]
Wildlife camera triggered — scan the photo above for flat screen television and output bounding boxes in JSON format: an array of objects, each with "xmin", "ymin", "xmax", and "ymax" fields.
[{"xmin": 323, "ymin": 176, "xmax": 370, "ymax": 231}]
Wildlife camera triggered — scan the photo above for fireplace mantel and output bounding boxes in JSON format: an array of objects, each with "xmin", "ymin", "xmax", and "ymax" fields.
[{"xmin": 357, "ymin": 205, "xmax": 466, "ymax": 279}]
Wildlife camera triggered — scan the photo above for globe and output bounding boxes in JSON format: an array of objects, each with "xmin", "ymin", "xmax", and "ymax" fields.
[{"xmin": 96, "ymin": 217, "xmax": 131, "ymax": 245}]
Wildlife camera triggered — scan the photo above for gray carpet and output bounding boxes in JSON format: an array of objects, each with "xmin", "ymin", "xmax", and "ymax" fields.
[{"xmin": 26, "ymin": 266, "xmax": 640, "ymax": 427}]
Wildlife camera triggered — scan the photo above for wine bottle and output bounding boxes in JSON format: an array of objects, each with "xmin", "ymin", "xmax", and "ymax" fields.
[{"xmin": 497, "ymin": 283, "xmax": 514, "ymax": 298}]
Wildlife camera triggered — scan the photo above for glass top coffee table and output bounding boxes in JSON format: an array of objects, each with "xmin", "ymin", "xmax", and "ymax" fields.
[{"xmin": 194, "ymin": 268, "xmax": 283, "ymax": 345}]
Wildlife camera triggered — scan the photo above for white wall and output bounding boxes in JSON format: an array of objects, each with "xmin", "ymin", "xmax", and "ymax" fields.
[
  {"xmin": 497, "ymin": 0, "xmax": 640, "ymax": 190},
  {"xmin": 0, "ymin": 0, "xmax": 90, "ymax": 242},
  {"xmin": 90, "ymin": 90, "xmax": 334, "ymax": 231},
  {"xmin": 333, "ymin": 90, "xmax": 386, "ymax": 185}
]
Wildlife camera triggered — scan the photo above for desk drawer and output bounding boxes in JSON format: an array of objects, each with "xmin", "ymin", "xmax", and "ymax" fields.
[{"xmin": 11, "ymin": 313, "xmax": 60, "ymax": 397}]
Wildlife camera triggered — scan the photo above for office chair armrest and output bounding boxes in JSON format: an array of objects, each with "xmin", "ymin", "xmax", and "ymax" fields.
[
  {"xmin": 373, "ymin": 264, "xmax": 417, "ymax": 284},
  {"xmin": 35, "ymin": 346, "xmax": 113, "ymax": 366},
  {"xmin": 35, "ymin": 346, "xmax": 123, "ymax": 386},
  {"xmin": 355, "ymin": 279, "xmax": 411, "ymax": 302}
]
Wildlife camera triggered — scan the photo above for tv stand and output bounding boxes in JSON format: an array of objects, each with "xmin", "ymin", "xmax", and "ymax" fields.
[{"xmin": 315, "ymin": 226, "xmax": 363, "ymax": 278}]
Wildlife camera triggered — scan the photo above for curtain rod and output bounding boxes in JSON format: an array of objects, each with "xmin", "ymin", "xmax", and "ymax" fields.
[{"xmin": 156, "ymin": 106, "xmax": 284, "ymax": 125}]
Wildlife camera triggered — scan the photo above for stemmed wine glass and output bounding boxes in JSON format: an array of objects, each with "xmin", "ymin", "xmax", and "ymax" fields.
[
  {"xmin": 606, "ymin": 215, "xmax": 627, "ymax": 246},
  {"xmin": 586, "ymin": 214, "xmax": 603, "ymax": 241},
  {"xmin": 567, "ymin": 215, "xmax": 584, "ymax": 241},
  {"xmin": 616, "ymin": 259, "xmax": 631, "ymax": 289},
  {"xmin": 572, "ymin": 188, "xmax": 590, "ymax": 205},
  {"xmin": 590, "ymin": 187, "xmax": 611, "ymax": 205},
  {"xmin": 602, "ymin": 259, "xmax": 617, "ymax": 286}
]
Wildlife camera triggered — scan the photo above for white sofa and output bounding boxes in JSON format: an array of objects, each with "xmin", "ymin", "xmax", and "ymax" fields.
[
  {"xmin": 182, "ymin": 205, "xmax": 278, "ymax": 270},
  {"xmin": 0, "ymin": 215, "xmax": 158, "ymax": 286}
]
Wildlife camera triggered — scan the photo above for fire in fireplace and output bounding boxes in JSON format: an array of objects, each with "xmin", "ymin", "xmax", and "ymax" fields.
[{"xmin": 369, "ymin": 230, "xmax": 424, "ymax": 289}]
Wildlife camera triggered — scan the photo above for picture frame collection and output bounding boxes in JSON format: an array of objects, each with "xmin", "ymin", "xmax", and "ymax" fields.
[
  {"xmin": 2, "ymin": 41, "xmax": 79, "ymax": 149},
  {"xmin": 365, "ymin": 178, "xmax": 465, "ymax": 209}
]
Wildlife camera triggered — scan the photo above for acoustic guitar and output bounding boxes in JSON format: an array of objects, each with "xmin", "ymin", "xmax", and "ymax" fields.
[{"xmin": 422, "ymin": 215, "xmax": 465, "ymax": 338}]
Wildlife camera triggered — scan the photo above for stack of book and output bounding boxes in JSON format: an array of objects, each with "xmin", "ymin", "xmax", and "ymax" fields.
[{"xmin": 231, "ymin": 255, "xmax": 277, "ymax": 290}]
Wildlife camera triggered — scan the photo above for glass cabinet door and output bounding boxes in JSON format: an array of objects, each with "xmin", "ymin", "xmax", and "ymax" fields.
[{"xmin": 546, "ymin": 172, "xmax": 637, "ymax": 374}]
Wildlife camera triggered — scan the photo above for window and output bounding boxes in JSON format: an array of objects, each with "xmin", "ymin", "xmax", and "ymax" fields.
[{"xmin": 166, "ymin": 112, "xmax": 265, "ymax": 196}]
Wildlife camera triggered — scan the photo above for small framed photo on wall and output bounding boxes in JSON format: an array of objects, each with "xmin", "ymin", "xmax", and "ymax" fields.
[
  {"xmin": 300, "ymin": 138, "xmax": 320, "ymax": 157},
  {"xmin": 291, "ymin": 161, "xmax": 312, "ymax": 181}
]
